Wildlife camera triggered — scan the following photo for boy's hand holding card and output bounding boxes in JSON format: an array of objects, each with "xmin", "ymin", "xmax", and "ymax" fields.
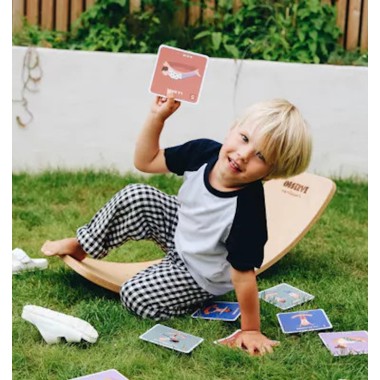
[{"xmin": 149, "ymin": 45, "xmax": 209, "ymax": 104}]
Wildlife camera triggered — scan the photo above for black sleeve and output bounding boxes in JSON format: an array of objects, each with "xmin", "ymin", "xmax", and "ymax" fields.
[
  {"xmin": 226, "ymin": 182, "xmax": 268, "ymax": 271},
  {"xmin": 164, "ymin": 139, "xmax": 221, "ymax": 175}
]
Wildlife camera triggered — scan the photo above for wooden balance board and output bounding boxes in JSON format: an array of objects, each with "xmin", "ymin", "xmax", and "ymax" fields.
[{"xmin": 61, "ymin": 172, "xmax": 336, "ymax": 293}]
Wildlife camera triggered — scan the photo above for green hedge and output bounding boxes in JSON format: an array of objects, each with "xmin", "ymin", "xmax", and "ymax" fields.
[{"xmin": 12, "ymin": 0, "xmax": 367, "ymax": 66}]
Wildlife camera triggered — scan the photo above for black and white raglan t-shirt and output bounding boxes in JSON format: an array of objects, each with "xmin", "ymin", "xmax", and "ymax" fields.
[{"xmin": 164, "ymin": 139, "xmax": 268, "ymax": 296}]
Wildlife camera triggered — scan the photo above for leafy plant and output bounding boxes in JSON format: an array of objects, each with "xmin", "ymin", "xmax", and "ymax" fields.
[
  {"xmin": 68, "ymin": 0, "xmax": 138, "ymax": 52},
  {"xmin": 12, "ymin": 0, "xmax": 366, "ymax": 66},
  {"xmin": 193, "ymin": 0, "xmax": 342, "ymax": 63},
  {"xmin": 327, "ymin": 46, "xmax": 368, "ymax": 66},
  {"xmin": 68, "ymin": 0, "xmax": 194, "ymax": 53},
  {"xmin": 12, "ymin": 20, "xmax": 68, "ymax": 49}
]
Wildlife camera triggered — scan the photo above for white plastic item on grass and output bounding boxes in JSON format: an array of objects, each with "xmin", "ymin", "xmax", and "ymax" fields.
[
  {"xmin": 22, "ymin": 305, "xmax": 99, "ymax": 344},
  {"xmin": 12, "ymin": 248, "xmax": 48, "ymax": 274}
]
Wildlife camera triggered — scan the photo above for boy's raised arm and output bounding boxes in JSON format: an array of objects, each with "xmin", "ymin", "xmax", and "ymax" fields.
[
  {"xmin": 134, "ymin": 92, "xmax": 181, "ymax": 174},
  {"xmin": 230, "ymin": 268, "xmax": 280, "ymax": 356}
]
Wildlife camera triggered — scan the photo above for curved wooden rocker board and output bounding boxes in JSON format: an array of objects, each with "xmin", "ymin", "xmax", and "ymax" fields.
[{"xmin": 61, "ymin": 172, "xmax": 336, "ymax": 293}]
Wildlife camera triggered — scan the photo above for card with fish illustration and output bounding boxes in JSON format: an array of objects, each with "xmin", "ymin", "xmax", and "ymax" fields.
[
  {"xmin": 149, "ymin": 45, "xmax": 209, "ymax": 104},
  {"xmin": 192, "ymin": 301, "xmax": 240, "ymax": 321},
  {"xmin": 139, "ymin": 324, "xmax": 203, "ymax": 353},
  {"xmin": 70, "ymin": 369, "xmax": 129, "ymax": 379},
  {"xmin": 259, "ymin": 283, "xmax": 315, "ymax": 310},
  {"xmin": 319, "ymin": 331, "xmax": 368, "ymax": 356},
  {"xmin": 277, "ymin": 308, "xmax": 332, "ymax": 334}
]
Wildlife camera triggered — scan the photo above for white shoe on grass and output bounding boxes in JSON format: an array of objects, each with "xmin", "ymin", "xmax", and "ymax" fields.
[
  {"xmin": 12, "ymin": 248, "xmax": 48, "ymax": 274},
  {"xmin": 22, "ymin": 305, "xmax": 99, "ymax": 344}
]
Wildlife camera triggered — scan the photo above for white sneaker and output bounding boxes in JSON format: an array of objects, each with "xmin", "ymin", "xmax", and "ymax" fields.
[
  {"xmin": 12, "ymin": 248, "xmax": 48, "ymax": 274},
  {"xmin": 22, "ymin": 305, "xmax": 99, "ymax": 344}
]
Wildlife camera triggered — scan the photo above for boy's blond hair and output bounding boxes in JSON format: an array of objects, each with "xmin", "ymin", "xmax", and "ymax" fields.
[{"xmin": 233, "ymin": 99, "xmax": 312, "ymax": 180}]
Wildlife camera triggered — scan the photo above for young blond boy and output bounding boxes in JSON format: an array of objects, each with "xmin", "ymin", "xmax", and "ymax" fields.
[{"xmin": 42, "ymin": 93, "xmax": 312, "ymax": 356}]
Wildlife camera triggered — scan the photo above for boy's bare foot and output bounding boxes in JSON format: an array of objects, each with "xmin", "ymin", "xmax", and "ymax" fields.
[{"xmin": 41, "ymin": 238, "xmax": 87, "ymax": 261}]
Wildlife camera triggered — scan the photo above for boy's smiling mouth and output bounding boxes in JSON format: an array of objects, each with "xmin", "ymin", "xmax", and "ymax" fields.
[{"xmin": 228, "ymin": 157, "xmax": 242, "ymax": 172}]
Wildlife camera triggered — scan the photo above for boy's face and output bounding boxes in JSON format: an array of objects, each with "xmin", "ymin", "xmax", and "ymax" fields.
[{"xmin": 212, "ymin": 124, "xmax": 272, "ymax": 190}]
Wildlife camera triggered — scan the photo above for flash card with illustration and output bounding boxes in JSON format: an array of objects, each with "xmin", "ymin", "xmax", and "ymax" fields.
[
  {"xmin": 139, "ymin": 324, "xmax": 203, "ymax": 353},
  {"xmin": 319, "ymin": 331, "xmax": 368, "ymax": 356},
  {"xmin": 149, "ymin": 45, "xmax": 209, "ymax": 104},
  {"xmin": 259, "ymin": 283, "xmax": 314, "ymax": 310},
  {"xmin": 277, "ymin": 308, "xmax": 332, "ymax": 334},
  {"xmin": 70, "ymin": 369, "xmax": 129, "ymax": 379},
  {"xmin": 214, "ymin": 329, "xmax": 242, "ymax": 345},
  {"xmin": 192, "ymin": 301, "xmax": 240, "ymax": 321}
]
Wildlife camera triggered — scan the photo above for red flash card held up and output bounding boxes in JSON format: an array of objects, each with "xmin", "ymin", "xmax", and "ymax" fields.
[{"xmin": 149, "ymin": 45, "xmax": 209, "ymax": 104}]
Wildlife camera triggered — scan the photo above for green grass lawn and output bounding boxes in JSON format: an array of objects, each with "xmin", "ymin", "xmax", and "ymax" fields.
[{"xmin": 12, "ymin": 171, "xmax": 368, "ymax": 380}]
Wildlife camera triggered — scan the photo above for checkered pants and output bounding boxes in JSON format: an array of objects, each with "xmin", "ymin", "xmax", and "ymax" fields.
[{"xmin": 77, "ymin": 184, "xmax": 213, "ymax": 320}]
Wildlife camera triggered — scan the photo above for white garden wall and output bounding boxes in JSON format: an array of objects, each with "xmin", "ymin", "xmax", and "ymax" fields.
[{"xmin": 12, "ymin": 46, "xmax": 368, "ymax": 178}]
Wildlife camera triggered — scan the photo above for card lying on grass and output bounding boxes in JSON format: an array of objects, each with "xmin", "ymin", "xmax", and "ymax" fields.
[
  {"xmin": 149, "ymin": 44, "xmax": 209, "ymax": 104},
  {"xmin": 319, "ymin": 331, "xmax": 368, "ymax": 356},
  {"xmin": 70, "ymin": 369, "xmax": 128, "ymax": 379},
  {"xmin": 139, "ymin": 324, "xmax": 203, "ymax": 353},
  {"xmin": 192, "ymin": 301, "xmax": 240, "ymax": 321},
  {"xmin": 214, "ymin": 329, "xmax": 242, "ymax": 345},
  {"xmin": 277, "ymin": 308, "xmax": 332, "ymax": 334},
  {"xmin": 259, "ymin": 283, "xmax": 314, "ymax": 310}
]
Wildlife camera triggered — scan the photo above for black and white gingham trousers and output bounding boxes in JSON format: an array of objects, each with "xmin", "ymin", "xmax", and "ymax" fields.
[{"xmin": 77, "ymin": 184, "xmax": 213, "ymax": 320}]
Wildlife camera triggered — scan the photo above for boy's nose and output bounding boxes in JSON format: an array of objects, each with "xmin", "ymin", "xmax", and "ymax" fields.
[{"xmin": 238, "ymin": 146, "xmax": 254, "ymax": 162}]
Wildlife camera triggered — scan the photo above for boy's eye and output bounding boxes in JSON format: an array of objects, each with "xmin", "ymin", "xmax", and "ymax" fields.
[
  {"xmin": 256, "ymin": 151, "xmax": 266, "ymax": 162},
  {"xmin": 240, "ymin": 134, "xmax": 249, "ymax": 143}
]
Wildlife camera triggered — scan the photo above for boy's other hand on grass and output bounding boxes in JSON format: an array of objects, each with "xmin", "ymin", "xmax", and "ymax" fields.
[
  {"xmin": 151, "ymin": 90, "xmax": 181, "ymax": 122},
  {"xmin": 221, "ymin": 330, "xmax": 280, "ymax": 356}
]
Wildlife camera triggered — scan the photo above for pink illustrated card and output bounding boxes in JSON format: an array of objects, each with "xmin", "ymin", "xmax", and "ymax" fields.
[
  {"xmin": 149, "ymin": 45, "xmax": 209, "ymax": 104},
  {"xmin": 318, "ymin": 331, "xmax": 368, "ymax": 356},
  {"xmin": 69, "ymin": 369, "xmax": 129, "ymax": 379}
]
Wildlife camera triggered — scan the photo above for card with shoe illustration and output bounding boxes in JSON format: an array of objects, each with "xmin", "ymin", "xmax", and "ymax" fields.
[
  {"xmin": 70, "ymin": 369, "xmax": 129, "ymax": 379},
  {"xmin": 192, "ymin": 301, "xmax": 240, "ymax": 321},
  {"xmin": 149, "ymin": 45, "xmax": 209, "ymax": 104},
  {"xmin": 139, "ymin": 324, "xmax": 203, "ymax": 353},
  {"xmin": 277, "ymin": 308, "xmax": 332, "ymax": 334},
  {"xmin": 318, "ymin": 331, "xmax": 368, "ymax": 356},
  {"xmin": 259, "ymin": 283, "xmax": 314, "ymax": 310}
]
